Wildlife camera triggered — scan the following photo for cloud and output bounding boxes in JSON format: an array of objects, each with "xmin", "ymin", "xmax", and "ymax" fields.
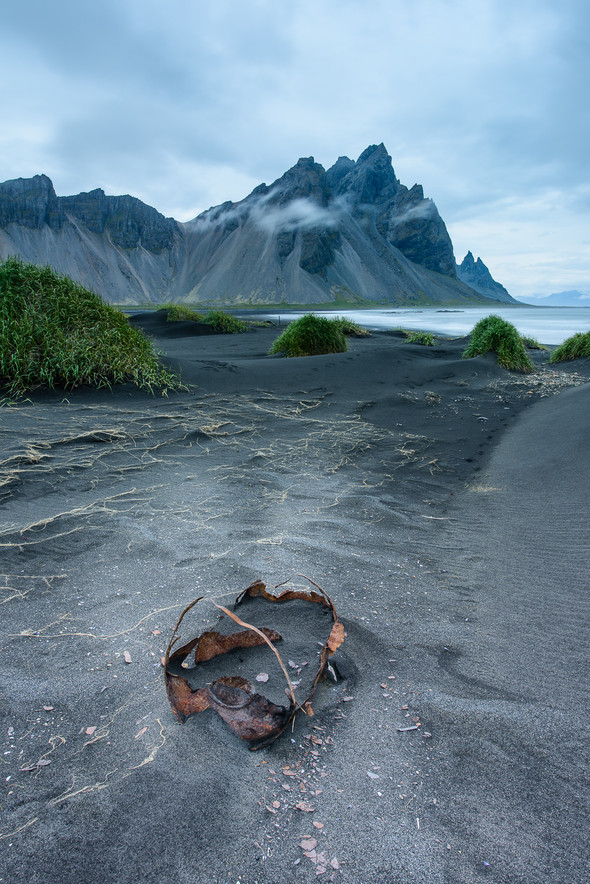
[
  {"xmin": 390, "ymin": 199, "xmax": 437, "ymax": 226},
  {"xmin": 190, "ymin": 190, "xmax": 347, "ymax": 235},
  {"xmin": 250, "ymin": 195, "xmax": 345, "ymax": 234},
  {"xmin": 0, "ymin": 0, "xmax": 589, "ymax": 296},
  {"xmin": 187, "ymin": 200, "xmax": 247, "ymax": 232}
]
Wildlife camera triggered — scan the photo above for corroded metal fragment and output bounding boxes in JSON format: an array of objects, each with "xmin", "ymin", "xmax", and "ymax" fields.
[{"xmin": 164, "ymin": 578, "xmax": 345, "ymax": 749}]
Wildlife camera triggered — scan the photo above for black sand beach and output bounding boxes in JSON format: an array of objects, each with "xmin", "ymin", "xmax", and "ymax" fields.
[{"xmin": 1, "ymin": 315, "xmax": 589, "ymax": 883}]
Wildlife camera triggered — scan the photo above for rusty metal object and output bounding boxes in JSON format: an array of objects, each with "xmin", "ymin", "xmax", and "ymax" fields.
[{"xmin": 164, "ymin": 578, "xmax": 345, "ymax": 749}]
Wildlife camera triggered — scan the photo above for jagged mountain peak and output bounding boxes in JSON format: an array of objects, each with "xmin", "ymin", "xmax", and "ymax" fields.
[
  {"xmin": 258, "ymin": 155, "xmax": 328, "ymax": 207},
  {"xmin": 244, "ymin": 144, "xmax": 399, "ymax": 214},
  {"xmin": 461, "ymin": 250, "xmax": 488, "ymax": 271},
  {"xmin": 456, "ymin": 252, "xmax": 513, "ymax": 303},
  {"xmin": 357, "ymin": 142, "xmax": 390, "ymax": 164},
  {"xmin": 325, "ymin": 155, "xmax": 355, "ymax": 190},
  {"xmin": 332, "ymin": 144, "xmax": 398, "ymax": 206}
]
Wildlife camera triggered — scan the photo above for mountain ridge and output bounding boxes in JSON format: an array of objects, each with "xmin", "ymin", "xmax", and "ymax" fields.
[{"xmin": 0, "ymin": 146, "xmax": 515, "ymax": 306}]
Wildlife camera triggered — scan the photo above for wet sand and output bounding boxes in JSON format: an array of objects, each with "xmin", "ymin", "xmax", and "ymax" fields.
[{"xmin": 1, "ymin": 315, "xmax": 589, "ymax": 883}]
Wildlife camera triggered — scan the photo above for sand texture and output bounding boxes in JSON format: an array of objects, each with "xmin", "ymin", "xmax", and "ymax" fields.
[{"xmin": 1, "ymin": 318, "xmax": 589, "ymax": 883}]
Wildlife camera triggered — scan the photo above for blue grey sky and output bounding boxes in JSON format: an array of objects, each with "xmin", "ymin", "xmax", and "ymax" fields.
[{"xmin": 1, "ymin": 0, "xmax": 588, "ymax": 298}]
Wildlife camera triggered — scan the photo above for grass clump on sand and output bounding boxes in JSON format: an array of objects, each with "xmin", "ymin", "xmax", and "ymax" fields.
[
  {"xmin": 520, "ymin": 334, "xmax": 548, "ymax": 351},
  {"xmin": 0, "ymin": 257, "xmax": 180, "ymax": 396},
  {"xmin": 333, "ymin": 316, "xmax": 371, "ymax": 337},
  {"xmin": 162, "ymin": 303, "xmax": 204, "ymax": 322},
  {"xmin": 203, "ymin": 310, "xmax": 248, "ymax": 333},
  {"xmin": 405, "ymin": 330, "xmax": 435, "ymax": 346},
  {"xmin": 548, "ymin": 331, "xmax": 590, "ymax": 363},
  {"xmin": 269, "ymin": 313, "xmax": 347, "ymax": 357},
  {"xmin": 162, "ymin": 304, "xmax": 248, "ymax": 333},
  {"xmin": 462, "ymin": 314, "xmax": 534, "ymax": 372}
]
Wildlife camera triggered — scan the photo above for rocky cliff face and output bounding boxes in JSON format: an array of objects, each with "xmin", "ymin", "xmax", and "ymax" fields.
[
  {"xmin": 0, "ymin": 148, "xmax": 514, "ymax": 306},
  {"xmin": 0, "ymin": 175, "xmax": 184, "ymax": 303},
  {"xmin": 0, "ymin": 174, "xmax": 179, "ymax": 250},
  {"xmin": 326, "ymin": 144, "xmax": 456, "ymax": 276},
  {"xmin": 60, "ymin": 190, "xmax": 179, "ymax": 253},
  {"xmin": 0, "ymin": 174, "xmax": 62, "ymax": 230},
  {"xmin": 456, "ymin": 251, "xmax": 515, "ymax": 303}
]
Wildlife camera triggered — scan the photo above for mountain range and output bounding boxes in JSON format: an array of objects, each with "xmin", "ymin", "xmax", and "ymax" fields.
[{"xmin": 0, "ymin": 144, "xmax": 515, "ymax": 307}]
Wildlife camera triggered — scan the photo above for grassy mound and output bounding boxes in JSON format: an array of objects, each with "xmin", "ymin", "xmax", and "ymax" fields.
[
  {"xmin": 333, "ymin": 316, "xmax": 371, "ymax": 337},
  {"xmin": 521, "ymin": 335, "xmax": 548, "ymax": 351},
  {"xmin": 162, "ymin": 303, "xmax": 204, "ymax": 322},
  {"xmin": 462, "ymin": 314, "xmax": 534, "ymax": 372},
  {"xmin": 269, "ymin": 314, "xmax": 347, "ymax": 357},
  {"xmin": 548, "ymin": 331, "xmax": 590, "ymax": 363},
  {"xmin": 405, "ymin": 330, "xmax": 435, "ymax": 346},
  {"xmin": 162, "ymin": 304, "xmax": 248, "ymax": 333},
  {"xmin": 202, "ymin": 310, "xmax": 248, "ymax": 333},
  {"xmin": 0, "ymin": 257, "xmax": 179, "ymax": 396}
]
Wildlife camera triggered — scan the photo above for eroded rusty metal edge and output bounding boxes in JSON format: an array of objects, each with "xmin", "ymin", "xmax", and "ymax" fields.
[
  {"xmin": 167, "ymin": 626, "xmax": 282, "ymax": 666},
  {"xmin": 164, "ymin": 578, "xmax": 346, "ymax": 750}
]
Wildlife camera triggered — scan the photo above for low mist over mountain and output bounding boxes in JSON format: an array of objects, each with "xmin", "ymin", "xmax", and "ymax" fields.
[{"xmin": 0, "ymin": 145, "xmax": 515, "ymax": 306}]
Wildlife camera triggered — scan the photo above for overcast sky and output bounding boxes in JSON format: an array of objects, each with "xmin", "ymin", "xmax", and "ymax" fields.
[{"xmin": 1, "ymin": 0, "xmax": 588, "ymax": 299}]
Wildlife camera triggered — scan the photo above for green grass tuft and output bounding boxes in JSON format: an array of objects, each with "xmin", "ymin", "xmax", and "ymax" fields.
[
  {"xmin": 462, "ymin": 314, "xmax": 535, "ymax": 372},
  {"xmin": 269, "ymin": 314, "xmax": 347, "ymax": 357},
  {"xmin": 162, "ymin": 304, "xmax": 249, "ymax": 332},
  {"xmin": 162, "ymin": 303, "xmax": 204, "ymax": 322},
  {"xmin": 203, "ymin": 310, "xmax": 248, "ymax": 333},
  {"xmin": 332, "ymin": 316, "xmax": 371, "ymax": 337},
  {"xmin": 404, "ymin": 330, "xmax": 435, "ymax": 346},
  {"xmin": 0, "ymin": 257, "xmax": 180, "ymax": 396},
  {"xmin": 548, "ymin": 330, "xmax": 590, "ymax": 363},
  {"xmin": 520, "ymin": 335, "xmax": 548, "ymax": 350}
]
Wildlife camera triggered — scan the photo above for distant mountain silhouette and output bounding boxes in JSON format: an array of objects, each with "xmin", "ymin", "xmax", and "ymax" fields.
[
  {"xmin": 515, "ymin": 290, "xmax": 590, "ymax": 306},
  {"xmin": 0, "ymin": 146, "xmax": 515, "ymax": 306}
]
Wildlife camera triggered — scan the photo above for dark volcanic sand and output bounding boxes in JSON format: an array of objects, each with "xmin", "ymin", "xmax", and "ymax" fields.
[{"xmin": 1, "ymin": 316, "xmax": 589, "ymax": 883}]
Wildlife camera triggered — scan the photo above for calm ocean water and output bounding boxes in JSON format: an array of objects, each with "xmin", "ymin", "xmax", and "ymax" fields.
[{"xmin": 262, "ymin": 306, "xmax": 590, "ymax": 346}]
